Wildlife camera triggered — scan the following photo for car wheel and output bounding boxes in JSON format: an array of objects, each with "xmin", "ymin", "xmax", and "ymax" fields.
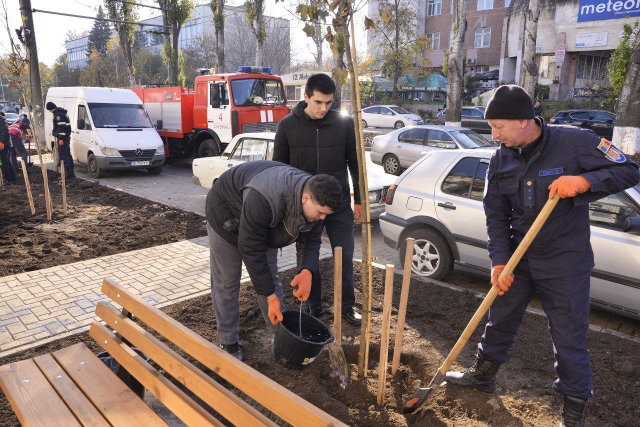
[
  {"xmin": 198, "ymin": 139, "xmax": 220, "ymax": 158},
  {"xmin": 383, "ymin": 154, "xmax": 402, "ymax": 176},
  {"xmin": 87, "ymin": 153, "xmax": 105, "ymax": 179},
  {"xmin": 147, "ymin": 165, "xmax": 163, "ymax": 175},
  {"xmin": 394, "ymin": 121, "xmax": 405, "ymax": 129},
  {"xmin": 362, "ymin": 119, "xmax": 368, "ymax": 128},
  {"xmin": 399, "ymin": 229, "xmax": 453, "ymax": 280}
]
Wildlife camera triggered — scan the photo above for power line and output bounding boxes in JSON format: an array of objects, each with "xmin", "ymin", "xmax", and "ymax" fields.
[
  {"xmin": 110, "ymin": 0, "xmax": 175, "ymax": 12},
  {"xmin": 31, "ymin": 8, "xmax": 172, "ymax": 29}
]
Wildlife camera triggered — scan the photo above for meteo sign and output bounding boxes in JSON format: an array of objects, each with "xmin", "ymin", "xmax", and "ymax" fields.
[{"xmin": 578, "ymin": 0, "xmax": 640, "ymax": 22}]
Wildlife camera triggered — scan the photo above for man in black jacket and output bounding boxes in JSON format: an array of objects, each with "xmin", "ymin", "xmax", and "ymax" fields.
[
  {"xmin": 273, "ymin": 73, "xmax": 363, "ymax": 325},
  {"xmin": 0, "ymin": 112, "xmax": 15, "ymax": 185},
  {"xmin": 206, "ymin": 160, "xmax": 342, "ymax": 361},
  {"xmin": 46, "ymin": 102, "xmax": 75, "ymax": 179}
]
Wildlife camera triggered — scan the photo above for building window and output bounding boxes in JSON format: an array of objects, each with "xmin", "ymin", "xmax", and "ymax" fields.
[
  {"xmin": 426, "ymin": 32, "xmax": 440, "ymax": 50},
  {"xmin": 474, "ymin": 28, "xmax": 491, "ymax": 48},
  {"xmin": 477, "ymin": 0, "xmax": 494, "ymax": 10},
  {"xmin": 538, "ymin": 55, "xmax": 556, "ymax": 79},
  {"xmin": 427, "ymin": 0, "xmax": 442, "ymax": 16},
  {"xmin": 504, "ymin": 0, "xmax": 512, "ymax": 6},
  {"xmin": 576, "ymin": 54, "xmax": 609, "ymax": 81}
]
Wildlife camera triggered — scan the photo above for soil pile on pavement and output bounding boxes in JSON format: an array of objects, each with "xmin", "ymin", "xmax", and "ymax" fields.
[
  {"xmin": 0, "ymin": 165, "xmax": 206, "ymax": 277},
  {"xmin": 1, "ymin": 260, "xmax": 638, "ymax": 426}
]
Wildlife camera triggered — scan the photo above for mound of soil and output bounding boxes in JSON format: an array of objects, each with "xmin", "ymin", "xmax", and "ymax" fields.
[
  {"xmin": 1, "ymin": 260, "xmax": 638, "ymax": 426},
  {"xmin": 0, "ymin": 165, "xmax": 206, "ymax": 277}
]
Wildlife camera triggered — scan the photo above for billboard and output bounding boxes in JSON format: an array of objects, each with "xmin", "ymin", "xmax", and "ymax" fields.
[{"xmin": 578, "ymin": 0, "xmax": 640, "ymax": 22}]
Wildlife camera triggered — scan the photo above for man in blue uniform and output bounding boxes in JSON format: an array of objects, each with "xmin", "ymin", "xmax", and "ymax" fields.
[
  {"xmin": 444, "ymin": 85, "xmax": 640, "ymax": 427},
  {"xmin": 46, "ymin": 102, "xmax": 75, "ymax": 179}
]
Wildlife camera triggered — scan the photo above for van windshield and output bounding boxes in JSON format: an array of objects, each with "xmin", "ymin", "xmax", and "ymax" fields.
[
  {"xmin": 230, "ymin": 79, "xmax": 286, "ymax": 106},
  {"xmin": 88, "ymin": 103, "xmax": 153, "ymax": 128}
]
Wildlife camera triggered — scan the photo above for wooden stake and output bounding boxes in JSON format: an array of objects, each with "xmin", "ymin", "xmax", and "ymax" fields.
[
  {"xmin": 334, "ymin": 247, "xmax": 343, "ymax": 345},
  {"xmin": 377, "ymin": 264, "xmax": 394, "ymax": 406},
  {"xmin": 61, "ymin": 163, "xmax": 67, "ymax": 213},
  {"xmin": 0, "ymin": 168, "xmax": 3, "ymax": 185},
  {"xmin": 392, "ymin": 238, "xmax": 414, "ymax": 375},
  {"xmin": 20, "ymin": 160, "xmax": 36, "ymax": 215}
]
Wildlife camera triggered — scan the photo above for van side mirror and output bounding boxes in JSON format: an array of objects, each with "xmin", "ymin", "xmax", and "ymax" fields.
[
  {"xmin": 77, "ymin": 118, "xmax": 85, "ymax": 129},
  {"xmin": 446, "ymin": 143, "xmax": 457, "ymax": 149},
  {"xmin": 156, "ymin": 120, "xmax": 163, "ymax": 130},
  {"xmin": 623, "ymin": 217, "xmax": 640, "ymax": 235}
]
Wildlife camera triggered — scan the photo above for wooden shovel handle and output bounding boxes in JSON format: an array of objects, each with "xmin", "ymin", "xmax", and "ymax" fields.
[{"xmin": 438, "ymin": 193, "xmax": 560, "ymax": 374}]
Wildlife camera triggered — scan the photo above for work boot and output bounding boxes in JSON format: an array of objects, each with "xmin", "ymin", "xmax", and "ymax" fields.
[
  {"xmin": 342, "ymin": 307, "xmax": 362, "ymax": 325},
  {"xmin": 560, "ymin": 395, "xmax": 587, "ymax": 427},
  {"xmin": 445, "ymin": 351, "xmax": 501, "ymax": 393},
  {"xmin": 307, "ymin": 304, "xmax": 326, "ymax": 318},
  {"xmin": 220, "ymin": 343, "xmax": 245, "ymax": 362}
]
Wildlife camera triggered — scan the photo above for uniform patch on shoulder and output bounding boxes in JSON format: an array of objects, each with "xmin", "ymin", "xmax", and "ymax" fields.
[
  {"xmin": 604, "ymin": 145, "xmax": 627, "ymax": 163},
  {"xmin": 597, "ymin": 138, "xmax": 612, "ymax": 154}
]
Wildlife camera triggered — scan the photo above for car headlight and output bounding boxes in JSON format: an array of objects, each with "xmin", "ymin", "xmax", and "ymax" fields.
[
  {"xmin": 99, "ymin": 146, "xmax": 121, "ymax": 156},
  {"xmin": 155, "ymin": 145, "xmax": 165, "ymax": 155},
  {"xmin": 368, "ymin": 190, "xmax": 381, "ymax": 204}
]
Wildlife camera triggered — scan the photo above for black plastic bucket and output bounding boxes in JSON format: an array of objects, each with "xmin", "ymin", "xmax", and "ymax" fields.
[
  {"xmin": 98, "ymin": 348, "xmax": 150, "ymax": 399},
  {"xmin": 273, "ymin": 310, "xmax": 334, "ymax": 369}
]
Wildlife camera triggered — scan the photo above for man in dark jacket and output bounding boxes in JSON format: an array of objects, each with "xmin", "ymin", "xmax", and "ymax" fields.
[
  {"xmin": 206, "ymin": 160, "xmax": 342, "ymax": 361},
  {"xmin": 273, "ymin": 73, "xmax": 362, "ymax": 325},
  {"xmin": 46, "ymin": 102, "xmax": 75, "ymax": 179},
  {"xmin": 444, "ymin": 85, "xmax": 640, "ymax": 427},
  {"xmin": 0, "ymin": 112, "xmax": 16, "ymax": 185}
]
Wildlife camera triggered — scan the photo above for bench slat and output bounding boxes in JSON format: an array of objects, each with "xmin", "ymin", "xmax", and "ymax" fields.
[
  {"xmin": 95, "ymin": 302, "xmax": 275, "ymax": 427},
  {"xmin": 101, "ymin": 279, "xmax": 346, "ymax": 427},
  {"xmin": 33, "ymin": 353, "xmax": 110, "ymax": 427},
  {"xmin": 89, "ymin": 322, "xmax": 224, "ymax": 427},
  {"xmin": 0, "ymin": 359, "xmax": 81, "ymax": 427},
  {"xmin": 52, "ymin": 342, "xmax": 167, "ymax": 426}
]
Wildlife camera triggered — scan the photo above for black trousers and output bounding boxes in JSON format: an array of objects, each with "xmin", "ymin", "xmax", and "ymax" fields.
[{"xmin": 57, "ymin": 138, "xmax": 74, "ymax": 177}]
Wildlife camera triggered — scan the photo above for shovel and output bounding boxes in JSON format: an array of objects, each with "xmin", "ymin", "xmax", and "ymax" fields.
[{"xmin": 403, "ymin": 194, "xmax": 560, "ymax": 414}]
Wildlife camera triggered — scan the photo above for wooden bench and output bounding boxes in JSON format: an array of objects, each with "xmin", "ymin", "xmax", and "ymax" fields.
[{"xmin": 0, "ymin": 279, "xmax": 346, "ymax": 426}]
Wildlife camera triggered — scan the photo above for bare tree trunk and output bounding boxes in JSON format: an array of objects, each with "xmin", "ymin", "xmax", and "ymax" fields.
[
  {"xmin": 391, "ymin": 0, "xmax": 400, "ymax": 100},
  {"xmin": 612, "ymin": 38, "xmax": 640, "ymax": 155},
  {"xmin": 520, "ymin": 0, "xmax": 540, "ymax": 98},
  {"xmin": 214, "ymin": 0, "xmax": 225, "ymax": 72},
  {"xmin": 172, "ymin": 23, "xmax": 180, "ymax": 84},
  {"xmin": 445, "ymin": 0, "xmax": 467, "ymax": 126},
  {"xmin": 313, "ymin": 23, "xmax": 323, "ymax": 70},
  {"xmin": 124, "ymin": 39, "xmax": 136, "ymax": 86},
  {"xmin": 19, "ymin": 0, "xmax": 45, "ymax": 145},
  {"xmin": 255, "ymin": 10, "xmax": 265, "ymax": 65}
]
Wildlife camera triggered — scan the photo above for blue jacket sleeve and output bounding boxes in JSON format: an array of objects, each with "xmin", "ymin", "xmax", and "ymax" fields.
[
  {"xmin": 575, "ymin": 135, "xmax": 640, "ymax": 206},
  {"xmin": 483, "ymin": 154, "xmax": 512, "ymax": 267}
]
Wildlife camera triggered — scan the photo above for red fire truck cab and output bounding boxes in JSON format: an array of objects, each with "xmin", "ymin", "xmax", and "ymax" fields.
[{"xmin": 133, "ymin": 66, "xmax": 290, "ymax": 158}]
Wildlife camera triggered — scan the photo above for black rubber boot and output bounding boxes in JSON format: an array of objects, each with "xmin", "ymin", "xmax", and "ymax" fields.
[
  {"xmin": 445, "ymin": 351, "xmax": 501, "ymax": 393},
  {"xmin": 560, "ymin": 395, "xmax": 587, "ymax": 427},
  {"xmin": 220, "ymin": 343, "xmax": 245, "ymax": 362}
]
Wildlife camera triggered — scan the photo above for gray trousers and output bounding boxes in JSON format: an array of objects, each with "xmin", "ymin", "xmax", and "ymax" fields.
[{"xmin": 207, "ymin": 223, "xmax": 285, "ymax": 345}]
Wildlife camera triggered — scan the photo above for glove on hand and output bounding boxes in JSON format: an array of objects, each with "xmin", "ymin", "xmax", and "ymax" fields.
[
  {"xmin": 291, "ymin": 269, "xmax": 312, "ymax": 301},
  {"xmin": 491, "ymin": 264, "xmax": 514, "ymax": 296},
  {"xmin": 267, "ymin": 295, "xmax": 283, "ymax": 325},
  {"xmin": 548, "ymin": 176, "xmax": 590, "ymax": 199},
  {"xmin": 354, "ymin": 204, "xmax": 362, "ymax": 224}
]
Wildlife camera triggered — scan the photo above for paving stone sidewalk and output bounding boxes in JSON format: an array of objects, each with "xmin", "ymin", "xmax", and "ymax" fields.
[{"xmin": 0, "ymin": 237, "xmax": 331, "ymax": 358}]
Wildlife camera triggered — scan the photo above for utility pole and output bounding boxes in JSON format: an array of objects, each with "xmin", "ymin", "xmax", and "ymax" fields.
[{"xmin": 19, "ymin": 0, "xmax": 45, "ymax": 146}]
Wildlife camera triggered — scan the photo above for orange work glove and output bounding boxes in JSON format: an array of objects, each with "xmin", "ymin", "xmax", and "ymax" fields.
[
  {"xmin": 491, "ymin": 264, "xmax": 514, "ymax": 296},
  {"xmin": 58, "ymin": 140, "xmax": 64, "ymax": 146},
  {"xmin": 548, "ymin": 176, "xmax": 590, "ymax": 199},
  {"xmin": 267, "ymin": 295, "xmax": 283, "ymax": 325},
  {"xmin": 291, "ymin": 269, "xmax": 312, "ymax": 301},
  {"xmin": 0, "ymin": 142, "xmax": 4, "ymax": 150},
  {"xmin": 354, "ymin": 204, "xmax": 362, "ymax": 224}
]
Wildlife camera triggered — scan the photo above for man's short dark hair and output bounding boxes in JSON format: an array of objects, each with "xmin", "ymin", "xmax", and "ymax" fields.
[
  {"xmin": 304, "ymin": 174, "xmax": 342, "ymax": 212},
  {"xmin": 305, "ymin": 74, "xmax": 336, "ymax": 98}
]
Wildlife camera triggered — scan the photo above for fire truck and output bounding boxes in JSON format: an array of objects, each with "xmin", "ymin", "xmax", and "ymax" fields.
[{"xmin": 132, "ymin": 66, "xmax": 290, "ymax": 158}]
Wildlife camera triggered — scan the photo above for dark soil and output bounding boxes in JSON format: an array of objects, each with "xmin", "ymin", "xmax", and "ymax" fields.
[
  {"xmin": 0, "ymin": 165, "xmax": 206, "ymax": 277},
  {"xmin": 1, "ymin": 260, "xmax": 639, "ymax": 426}
]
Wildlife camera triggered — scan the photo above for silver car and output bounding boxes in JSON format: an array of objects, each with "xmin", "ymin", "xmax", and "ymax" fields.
[
  {"xmin": 361, "ymin": 105, "xmax": 423, "ymax": 129},
  {"xmin": 379, "ymin": 149, "xmax": 640, "ymax": 319},
  {"xmin": 370, "ymin": 125, "xmax": 496, "ymax": 175}
]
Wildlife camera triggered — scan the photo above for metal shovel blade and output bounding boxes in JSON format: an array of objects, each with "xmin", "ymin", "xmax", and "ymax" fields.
[{"xmin": 402, "ymin": 387, "xmax": 435, "ymax": 414}]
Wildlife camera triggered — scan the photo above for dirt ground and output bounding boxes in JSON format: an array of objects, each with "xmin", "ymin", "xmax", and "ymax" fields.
[
  {"xmin": 0, "ymin": 165, "xmax": 206, "ymax": 277},
  {"xmin": 1, "ymin": 259, "xmax": 638, "ymax": 426}
]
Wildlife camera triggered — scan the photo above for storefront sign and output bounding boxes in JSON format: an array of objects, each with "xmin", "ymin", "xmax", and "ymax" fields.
[
  {"xmin": 573, "ymin": 87, "xmax": 593, "ymax": 97},
  {"xmin": 576, "ymin": 32, "xmax": 608, "ymax": 48},
  {"xmin": 578, "ymin": 0, "xmax": 640, "ymax": 22},
  {"xmin": 555, "ymin": 44, "xmax": 566, "ymax": 62}
]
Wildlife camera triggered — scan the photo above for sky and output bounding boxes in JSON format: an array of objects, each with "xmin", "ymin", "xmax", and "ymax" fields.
[{"xmin": 1, "ymin": 0, "xmax": 369, "ymax": 69}]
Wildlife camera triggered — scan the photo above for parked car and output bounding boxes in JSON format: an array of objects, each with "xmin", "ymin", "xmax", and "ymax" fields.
[
  {"xmin": 370, "ymin": 125, "xmax": 496, "ymax": 175},
  {"xmin": 549, "ymin": 110, "xmax": 615, "ymax": 138},
  {"xmin": 435, "ymin": 106, "xmax": 492, "ymax": 134},
  {"xmin": 3, "ymin": 112, "xmax": 19, "ymax": 125},
  {"xmin": 361, "ymin": 105, "xmax": 423, "ymax": 129},
  {"xmin": 379, "ymin": 149, "xmax": 640, "ymax": 319},
  {"xmin": 192, "ymin": 132, "xmax": 395, "ymax": 219}
]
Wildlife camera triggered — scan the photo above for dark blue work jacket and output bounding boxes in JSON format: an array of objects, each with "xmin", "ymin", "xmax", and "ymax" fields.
[{"xmin": 484, "ymin": 118, "xmax": 640, "ymax": 280}]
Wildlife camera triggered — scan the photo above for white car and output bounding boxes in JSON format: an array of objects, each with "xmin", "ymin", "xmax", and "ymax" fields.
[
  {"xmin": 192, "ymin": 132, "xmax": 395, "ymax": 219},
  {"xmin": 380, "ymin": 149, "xmax": 640, "ymax": 319},
  {"xmin": 361, "ymin": 105, "xmax": 423, "ymax": 129}
]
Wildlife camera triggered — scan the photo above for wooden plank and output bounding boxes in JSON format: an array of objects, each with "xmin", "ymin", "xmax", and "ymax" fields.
[
  {"xmin": 0, "ymin": 359, "xmax": 81, "ymax": 427},
  {"xmin": 52, "ymin": 343, "xmax": 166, "ymax": 426},
  {"xmin": 95, "ymin": 302, "xmax": 275, "ymax": 427},
  {"xmin": 392, "ymin": 238, "xmax": 414, "ymax": 375},
  {"xmin": 377, "ymin": 265, "xmax": 395, "ymax": 406},
  {"xmin": 89, "ymin": 322, "xmax": 224, "ymax": 427},
  {"xmin": 33, "ymin": 354, "xmax": 109, "ymax": 427},
  {"xmin": 101, "ymin": 279, "xmax": 346, "ymax": 427},
  {"xmin": 333, "ymin": 247, "xmax": 342, "ymax": 346}
]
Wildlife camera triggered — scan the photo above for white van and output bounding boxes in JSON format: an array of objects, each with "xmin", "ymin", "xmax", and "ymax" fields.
[{"xmin": 45, "ymin": 87, "xmax": 165, "ymax": 178}]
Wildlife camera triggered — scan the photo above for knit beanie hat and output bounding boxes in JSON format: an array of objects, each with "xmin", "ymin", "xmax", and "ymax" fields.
[
  {"xmin": 46, "ymin": 102, "xmax": 57, "ymax": 111},
  {"xmin": 484, "ymin": 85, "xmax": 534, "ymax": 120}
]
